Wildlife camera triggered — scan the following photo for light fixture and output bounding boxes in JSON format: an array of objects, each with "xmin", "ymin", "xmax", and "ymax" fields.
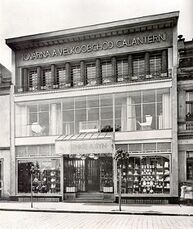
[
  {"xmin": 81, "ymin": 155, "xmax": 86, "ymax": 160},
  {"xmin": 89, "ymin": 153, "xmax": 94, "ymax": 159},
  {"xmin": 76, "ymin": 154, "xmax": 81, "ymax": 159},
  {"xmin": 94, "ymin": 155, "xmax": 99, "ymax": 160}
]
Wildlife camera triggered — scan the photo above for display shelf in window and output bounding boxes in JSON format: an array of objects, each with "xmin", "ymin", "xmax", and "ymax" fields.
[
  {"xmin": 117, "ymin": 156, "xmax": 170, "ymax": 194},
  {"xmin": 100, "ymin": 158, "xmax": 113, "ymax": 192}
]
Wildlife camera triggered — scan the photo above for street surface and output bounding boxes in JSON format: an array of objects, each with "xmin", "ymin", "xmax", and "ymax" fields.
[{"xmin": 0, "ymin": 211, "xmax": 193, "ymax": 229}]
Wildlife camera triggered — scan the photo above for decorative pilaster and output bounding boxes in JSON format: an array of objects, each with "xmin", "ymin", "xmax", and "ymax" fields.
[
  {"xmin": 80, "ymin": 61, "xmax": 85, "ymax": 85},
  {"xmin": 65, "ymin": 62, "xmax": 71, "ymax": 86},
  {"xmin": 96, "ymin": 58, "xmax": 101, "ymax": 84},
  {"xmin": 37, "ymin": 66, "xmax": 41, "ymax": 90},
  {"xmin": 161, "ymin": 50, "xmax": 167, "ymax": 73},
  {"xmin": 144, "ymin": 52, "xmax": 150, "ymax": 75},
  {"xmin": 22, "ymin": 68, "xmax": 28, "ymax": 92}
]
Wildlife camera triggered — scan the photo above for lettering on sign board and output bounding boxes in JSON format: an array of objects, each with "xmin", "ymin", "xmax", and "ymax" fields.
[
  {"xmin": 23, "ymin": 33, "xmax": 167, "ymax": 61},
  {"xmin": 56, "ymin": 140, "xmax": 112, "ymax": 155}
]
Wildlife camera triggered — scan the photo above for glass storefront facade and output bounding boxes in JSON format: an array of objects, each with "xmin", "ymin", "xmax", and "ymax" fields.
[
  {"xmin": 63, "ymin": 155, "xmax": 113, "ymax": 193},
  {"xmin": 18, "ymin": 158, "xmax": 61, "ymax": 194},
  {"xmin": 118, "ymin": 155, "xmax": 170, "ymax": 195},
  {"xmin": 15, "ymin": 88, "xmax": 171, "ymax": 137},
  {"xmin": 16, "ymin": 142, "xmax": 171, "ymax": 196}
]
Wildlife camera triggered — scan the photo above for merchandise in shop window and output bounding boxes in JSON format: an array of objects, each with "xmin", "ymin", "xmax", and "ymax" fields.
[
  {"xmin": 100, "ymin": 158, "xmax": 113, "ymax": 192},
  {"xmin": 118, "ymin": 156, "xmax": 170, "ymax": 194},
  {"xmin": 18, "ymin": 160, "xmax": 61, "ymax": 194}
]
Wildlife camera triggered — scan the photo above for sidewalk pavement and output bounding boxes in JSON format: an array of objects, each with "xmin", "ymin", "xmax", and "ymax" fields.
[{"xmin": 1, "ymin": 201, "xmax": 193, "ymax": 216}]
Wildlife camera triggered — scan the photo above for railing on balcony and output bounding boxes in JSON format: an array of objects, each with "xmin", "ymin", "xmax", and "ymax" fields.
[
  {"xmin": 186, "ymin": 121, "xmax": 193, "ymax": 130},
  {"xmin": 79, "ymin": 121, "xmax": 99, "ymax": 133},
  {"xmin": 15, "ymin": 69, "xmax": 172, "ymax": 94}
]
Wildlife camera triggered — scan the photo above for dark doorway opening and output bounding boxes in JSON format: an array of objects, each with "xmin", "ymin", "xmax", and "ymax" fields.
[{"xmin": 86, "ymin": 159, "xmax": 99, "ymax": 192}]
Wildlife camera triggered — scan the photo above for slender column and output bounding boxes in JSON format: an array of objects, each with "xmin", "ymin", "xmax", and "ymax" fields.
[
  {"xmin": 22, "ymin": 68, "xmax": 28, "ymax": 92},
  {"xmin": 128, "ymin": 55, "xmax": 133, "ymax": 79},
  {"xmin": 144, "ymin": 52, "xmax": 150, "ymax": 75},
  {"xmin": 80, "ymin": 61, "xmax": 85, "ymax": 85},
  {"xmin": 161, "ymin": 50, "xmax": 167, "ymax": 73},
  {"xmin": 37, "ymin": 66, "xmax": 41, "ymax": 90},
  {"xmin": 65, "ymin": 62, "xmax": 71, "ymax": 86},
  {"xmin": 96, "ymin": 58, "xmax": 101, "ymax": 84},
  {"xmin": 111, "ymin": 57, "xmax": 117, "ymax": 82}
]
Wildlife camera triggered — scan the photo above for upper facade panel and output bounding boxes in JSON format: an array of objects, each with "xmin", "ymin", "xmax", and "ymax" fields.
[
  {"xmin": 6, "ymin": 12, "xmax": 179, "ymax": 94},
  {"xmin": 6, "ymin": 12, "xmax": 178, "ymax": 67}
]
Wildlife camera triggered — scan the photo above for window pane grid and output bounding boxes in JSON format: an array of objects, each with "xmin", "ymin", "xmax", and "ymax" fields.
[
  {"xmin": 150, "ymin": 55, "xmax": 161, "ymax": 73},
  {"xmin": 117, "ymin": 59, "xmax": 128, "ymax": 78},
  {"xmin": 28, "ymin": 70, "xmax": 38, "ymax": 90},
  {"xmin": 42, "ymin": 69, "xmax": 52, "ymax": 88},
  {"xmin": 133, "ymin": 58, "xmax": 145, "ymax": 76},
  {"xmin": 57, "ymin": 67, "xmax": 66, "ymax": 86},
  {"xmin": 72, "ymin": 66, "xmax": 81, "ymax": 86},
  {"xmin": 102, "ymin": 62, "xmax": 112, "ymax": 83}
]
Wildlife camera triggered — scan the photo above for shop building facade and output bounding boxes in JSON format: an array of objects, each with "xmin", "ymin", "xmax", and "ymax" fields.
[
  {"xmin": 178, "ymin": 37, "xmax": 193, "ymax": 188},
  {"xmin": 6, "ymin": 12, "xmax": 179, "ymax": 202},
  {"xmin": 0, "ymin": 63, "xmax": 11, "ymax": 199}
]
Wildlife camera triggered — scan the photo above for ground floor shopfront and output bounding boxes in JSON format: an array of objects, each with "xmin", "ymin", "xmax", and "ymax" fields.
[
  {"xmin": 0, "ymin": 149, "xmax": 11, "ymax": 199},
  {"xmin": 14, "ymin": 132, "xmax": 177, "ymax": 203}
]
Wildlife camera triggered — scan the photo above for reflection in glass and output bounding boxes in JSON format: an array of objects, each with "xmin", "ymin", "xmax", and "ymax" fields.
[
  {"xmin": 118, "ymin": 155, "xmax": 170, "ymax": 194},
  {"xmin": 18, "ymin": 159, "xmax": 60, "ymax": 194}
]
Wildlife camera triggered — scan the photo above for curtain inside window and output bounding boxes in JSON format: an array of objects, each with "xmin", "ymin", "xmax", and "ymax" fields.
[
  {"xmin": 127, "ymin": 97, "xmax": 136, "ymax": 131},
  {"xmin": 162, "ymin": 93, "xmax": 171, "ymax": 129}
]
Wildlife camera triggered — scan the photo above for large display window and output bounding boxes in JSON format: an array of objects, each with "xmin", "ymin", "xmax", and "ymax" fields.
[
  {"xmin": 118, "ymin": 155, "xmax": 170, "ymax": 195},
  {"xmin": 187, "ymin": 152, "xmax": 193, "ymax": 180},
  {"xmin": 115, "ymin": 88, "xmax": 171, "ymax": 131},
  {"xmin": 15, "ymin": 88, "xmax": 171, "ymax": 137},
  {"xmin": 18, "ymin": 158, "xmax": 61, "ymax": 194}
]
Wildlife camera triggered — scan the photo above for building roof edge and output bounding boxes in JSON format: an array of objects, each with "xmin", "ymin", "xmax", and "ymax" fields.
[{"xmin": 6, "ymin": 11, "xmax": 179, "ymax": 50}]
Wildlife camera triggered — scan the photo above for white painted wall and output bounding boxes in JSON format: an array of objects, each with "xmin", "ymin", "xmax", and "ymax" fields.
[{"xmin": 0, "ymin": 95, "xmax": 10, "ymax": 147}]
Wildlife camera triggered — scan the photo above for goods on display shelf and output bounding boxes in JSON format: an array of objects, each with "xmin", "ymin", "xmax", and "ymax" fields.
[{"xmin": 118, "ymin": 156, "xmax": 170, "ymax": 194}]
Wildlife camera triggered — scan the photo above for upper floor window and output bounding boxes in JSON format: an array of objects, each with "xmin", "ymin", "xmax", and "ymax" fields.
[
  {"xmin": 133, "ymin": 55, "xmax": 145, "ymax": 77},
  {"xmin": 29, "ymin": 104, "xmax": 50, "ymax": 136},
  {"xmin": 28, "ymin": 69, "xmax": 38, "ymax": 91},
  {"xmin": 102, "ymin": 61, "xmax": 112, "ymax": 84},
  {"xmin": 150, "ymin": 53, "xmax": 162, "ymax": 74},
  {"xmin": 86, "ymin": 63, "xmax": 96, "ymax": 86},
  {"xmin": 41, "ymin": 68, "xmax": 52, "ymax": 89},
  {"xmin": 117, "ymin": 58, "xmax": 128, "ymax": 82},
  {"xmin": 56, "ymin": 67, "xmax": 66, "ymax": 88},
  {"xmin": 72, "ymin": 65, "xmax": 82, "ymax": 87},
  {"xmin": 186, "ymin": 91, "xmax": 193, "ymax": 121}
]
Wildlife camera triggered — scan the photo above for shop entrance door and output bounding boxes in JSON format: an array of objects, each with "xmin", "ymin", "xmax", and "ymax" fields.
[{"xmin": 86, "ymin": 159, "xmax": 99, "ymax": 192}]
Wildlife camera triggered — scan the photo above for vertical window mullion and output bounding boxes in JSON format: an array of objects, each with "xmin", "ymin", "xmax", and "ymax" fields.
[
  {"xmin": 73, "ymin": 98, "xmax": 75, "ymax": 134},
  {"xmin": 61, "ymin": 100, "xmax": 63, "ymax": 134},
  {"xmin": 99, "ymin": 95, "xmax": 101, "ymax": 131},
  {"xmin": 141, "ymin": 91, "xmax": 143, "ymax": 123}
]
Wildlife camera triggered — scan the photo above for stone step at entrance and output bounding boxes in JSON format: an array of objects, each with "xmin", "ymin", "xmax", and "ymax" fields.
[
  {"xmin": 76, "ymin": 192, "xmax": 104, "ymax": 200},
  {"xmin": 64, "ymin": 192, "xmax": 114, "ymax": 203}
]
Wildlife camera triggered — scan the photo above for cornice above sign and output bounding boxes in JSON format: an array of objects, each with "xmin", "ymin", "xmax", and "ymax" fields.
[{"xmin": 7, "ymin": 11, "xmax": 178, "ymax": 51}]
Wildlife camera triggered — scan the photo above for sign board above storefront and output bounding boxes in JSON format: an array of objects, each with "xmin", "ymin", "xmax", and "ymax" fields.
[
  {"xmin": 23, "ymin": 33, "xmax": 167, "ymax": 61},
  {"xmin": 17, "ymin": 28, "xmax": 173, "ymax": 66},
  {"xmin": 55, "ymin": 139, "xmax": 113, "ymax": 155}
]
